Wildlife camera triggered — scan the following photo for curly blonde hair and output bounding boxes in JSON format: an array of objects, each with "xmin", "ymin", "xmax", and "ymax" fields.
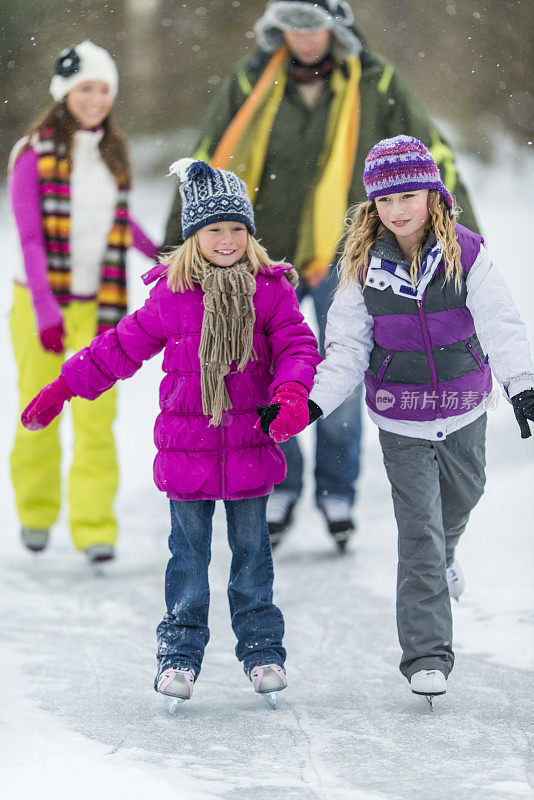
[
  {"xmin": 163, "ymin": 232, "xmax": 285, "ymax": 292},
  {"xmin": 337, "ymin": 190, "xmax": 463, "ymax": 294}
]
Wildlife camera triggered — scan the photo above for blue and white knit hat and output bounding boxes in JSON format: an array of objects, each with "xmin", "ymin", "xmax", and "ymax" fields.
[{"xmin": 168, "ymin": 159, "xmax": 256, "ymax": 240}]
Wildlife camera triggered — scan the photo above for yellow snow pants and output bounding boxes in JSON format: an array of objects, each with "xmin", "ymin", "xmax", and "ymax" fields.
[{"xmin": 10, "ymin": 284, "xmax": 118, "ymax": 550}]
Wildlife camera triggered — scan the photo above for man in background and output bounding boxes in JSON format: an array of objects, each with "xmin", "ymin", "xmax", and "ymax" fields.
[{"xmin": 163, "ymin": 0, "xmax": 479, "ymax": 551}]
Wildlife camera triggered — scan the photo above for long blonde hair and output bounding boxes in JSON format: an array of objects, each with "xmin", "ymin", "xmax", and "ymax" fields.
[
  {"xmin": 163, "ymin": 232, "xmax": 285, "ymax": 292},
  {"xmin": 337, "ymin": 190, "xmax": 463, "ymax": 293}
]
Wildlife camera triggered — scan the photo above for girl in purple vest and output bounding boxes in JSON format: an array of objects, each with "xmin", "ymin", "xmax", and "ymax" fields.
[
  {"xmin": 307, "ymin": 135, "xmax": 534, "ymax": 702},
  {"xmin": 20, "ymin": 158, "xmax": 320, "ymax": 706},
  {"xmin": 9, "ymin": 41, "xmax": 157, "ymax": 563}
]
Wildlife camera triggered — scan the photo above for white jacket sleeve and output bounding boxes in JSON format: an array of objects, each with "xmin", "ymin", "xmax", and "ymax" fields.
[
  {"xmin": 466, "ymin": 244, "xmax": 534, "ymax": 398},
  {"xmin": 309, "ymin": 281, "xmax": 374, "ymax": 417}
]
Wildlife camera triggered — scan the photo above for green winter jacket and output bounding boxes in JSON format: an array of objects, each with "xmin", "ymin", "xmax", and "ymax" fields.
[{"xmin": 163, "ymin": 44, "xmax": 479, "ymax": 262}]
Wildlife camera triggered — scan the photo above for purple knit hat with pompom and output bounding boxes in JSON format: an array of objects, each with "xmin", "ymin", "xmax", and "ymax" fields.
[{"xmin": 363, "ymin": 135, "xmax": 454, "ymax": 211}]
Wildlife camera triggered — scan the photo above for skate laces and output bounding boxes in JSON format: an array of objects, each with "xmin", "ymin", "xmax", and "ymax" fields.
[
  {"xmin": 250, "ymin": 663, "xmax": 285, "ymax": 678},
  {"xmin": 157, "ymin": 666, "xmax": 195, "ymax": 693}
]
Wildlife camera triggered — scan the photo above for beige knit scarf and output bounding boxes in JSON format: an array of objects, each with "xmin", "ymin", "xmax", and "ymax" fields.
[
  {"xmin": 192, "ymin": 260, "xmax": 299, "ymax": 426},
  {"xmin": 190, "ymin": 260, "xmax": 256, "ymax": 426}
]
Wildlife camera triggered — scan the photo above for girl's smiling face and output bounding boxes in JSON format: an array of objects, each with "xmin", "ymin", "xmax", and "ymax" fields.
[
  {"xmin": 375, "ymin": 189, "xmax": 430, "ymax": 254},
  {"xmin": 196, "ymin": 221, "xmax": 248, "ymax": 267},
  {"xmin": 66, "ymin": 80, "xmax": 114, "ymax": 129}
]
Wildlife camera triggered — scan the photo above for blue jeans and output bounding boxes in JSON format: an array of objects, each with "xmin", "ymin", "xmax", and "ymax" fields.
[
  {"xmin": 278, "ymin": 266, "xmax": 363, "ymax": 505},
  {"xmin": 156, "ymin": 497, "xmax": 286, "ymax": 677}
]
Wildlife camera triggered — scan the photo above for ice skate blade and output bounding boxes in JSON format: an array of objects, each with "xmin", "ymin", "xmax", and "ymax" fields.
[
  {"xmin": 166, "ymin": 696, "xmax": 186, "ymax": 714},
  {"xmin": 412, "ymin": 691, "xmax": 444, "ymax": 710},
  {"xmin": 263, "ymin": 692, "xmax": 278, "ymax": 708},
  {"xmin": 90, "ymin": 563, "xmax": 107, "ymax": 578}
]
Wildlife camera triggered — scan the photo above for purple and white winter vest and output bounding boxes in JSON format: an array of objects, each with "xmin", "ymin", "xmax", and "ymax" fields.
[{"xmin": 363, "ymin": 224, "xmax": 492, "ymax": 422}]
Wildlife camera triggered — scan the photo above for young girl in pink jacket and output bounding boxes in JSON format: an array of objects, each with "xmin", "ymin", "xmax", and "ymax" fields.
[{"xmin": 22, "ymin": 158, "xmax": 321, "ymax": 707}]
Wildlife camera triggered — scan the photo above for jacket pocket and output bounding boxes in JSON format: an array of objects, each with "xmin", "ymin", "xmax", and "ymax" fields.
[
  {"xmin": 465, "ymin": 341, "xmax": 484, "ymax": 371},
  {"xmin": 376, "ymin": 353, "xmax": 392, "ymax": 385},
  {"xmin": 161, "ymin": 375, "xmax": 187, "ymax": 409}
]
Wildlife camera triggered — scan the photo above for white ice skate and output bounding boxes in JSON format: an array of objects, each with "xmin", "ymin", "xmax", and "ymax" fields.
[
  {"xmin": 249, "ymin": 664, "xmax": 287, "ymax": 708},
  {"xmin": 85, "ymin": 544, "xmax": 115, "ymax": 563},
  {"xmin": 84, "ymin": 544, "xmax": 115, "ymax": 577},
  {"xmin": 156, "ymin": 667, "xmax": 195, "ymax": 713},
  {"xmin": 410, "ymin": 669, "xmax": 446, "ymax": 709},
  {"xmin": 446, "ymin": 559, "xmax": 465, "ymax": 601},
  {"xmin": 21, "ymin": 527, "xmax": 49, "ymax": 553}
]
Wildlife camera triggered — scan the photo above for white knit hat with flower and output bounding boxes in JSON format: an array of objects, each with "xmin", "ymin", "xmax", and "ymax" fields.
[{"xmin": 49, "ymin": 40, "xmax": 118, "ymax": 103}]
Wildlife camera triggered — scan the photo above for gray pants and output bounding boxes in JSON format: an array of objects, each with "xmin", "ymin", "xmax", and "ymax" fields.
[{"xmin": 379, "ymin": 414, "xmax": 487, "ymax": 680}]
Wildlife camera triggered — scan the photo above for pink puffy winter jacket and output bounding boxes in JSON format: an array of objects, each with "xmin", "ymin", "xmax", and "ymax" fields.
[{"xmin": 61, "ymin": 263, "xmax": 321, "ymax": 501}]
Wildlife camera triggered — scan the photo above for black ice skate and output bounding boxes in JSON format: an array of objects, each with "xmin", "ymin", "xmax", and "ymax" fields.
[
  {"xmin": 266, "ymin": 491, "xmax": 297, "ymax": 548},
  {"xmin": 318, "ymin": 496, "xmax": 356, "ymax": 552}
]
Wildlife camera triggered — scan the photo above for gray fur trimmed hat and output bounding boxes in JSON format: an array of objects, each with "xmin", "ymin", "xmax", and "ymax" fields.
[{"xmin": 254, "ymin": 0, "xmax": 361, "ymax": 58}]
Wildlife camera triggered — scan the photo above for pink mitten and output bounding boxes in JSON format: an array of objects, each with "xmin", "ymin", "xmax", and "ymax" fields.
[
  {"xmin": 257, "ymin": 381, "xmax": 309, "ymax": 444},
  {"xmin": 21, "ymin": 375, "xmax": 74, "ymax": 431},
  {"xmin": 40, "ymin": 321, "xmax": 65, "ymax": 354}
]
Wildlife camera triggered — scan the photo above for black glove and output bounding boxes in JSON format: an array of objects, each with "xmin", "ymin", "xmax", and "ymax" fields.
[
  {"xmin": 255, "ymin": 399, "xmax": 323, "ymax": 436},
  {"xmin": 307, "ymin": 399, "xmax": 323, "ymax": 425},
  {"xmin": 256, "ymin": 402, "xmax": 281, "ymax": 436},
  {"xmin": 511, "ymin": 389, "xmax": 534, "ymax": 439}
]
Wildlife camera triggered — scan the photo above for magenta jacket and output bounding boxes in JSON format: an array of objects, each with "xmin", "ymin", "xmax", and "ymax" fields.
[{"xmin": 61, "ymin": 263, "xmax": 321, "ymax": 501}]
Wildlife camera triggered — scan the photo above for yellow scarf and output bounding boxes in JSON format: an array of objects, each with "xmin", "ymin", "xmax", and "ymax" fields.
[{"xmin": 206, "ymin": 48, "xmax": 362, "ymax": 281}]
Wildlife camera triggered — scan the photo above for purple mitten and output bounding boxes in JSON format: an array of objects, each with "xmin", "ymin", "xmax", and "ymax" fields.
[
  {"xmin": 40, "ymin": 321, "xmax": 65, "ymax": 354},
  {"xmin": 266, "ymin": 381, "xmax": 309, "ymax": 444},
  {"xmin": 21, "ymin": 375, "xmax": 74, "ymax": 431}
]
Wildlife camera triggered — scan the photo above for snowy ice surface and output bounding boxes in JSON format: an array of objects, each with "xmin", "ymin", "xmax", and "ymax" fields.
[{"xmin": 1, "ymin": 145, "xmax": 533, "ymax": 800}]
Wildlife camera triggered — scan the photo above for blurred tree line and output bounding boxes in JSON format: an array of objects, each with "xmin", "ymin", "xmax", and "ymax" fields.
[{"xmin": 1, "ymin": 0, "xmax": 532, "ymax": 172}]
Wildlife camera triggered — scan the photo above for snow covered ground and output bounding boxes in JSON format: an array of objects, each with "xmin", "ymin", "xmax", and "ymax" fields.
[{"xmin": 1, "ymin": 146, "xmax": 533, "ymax": 800}]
